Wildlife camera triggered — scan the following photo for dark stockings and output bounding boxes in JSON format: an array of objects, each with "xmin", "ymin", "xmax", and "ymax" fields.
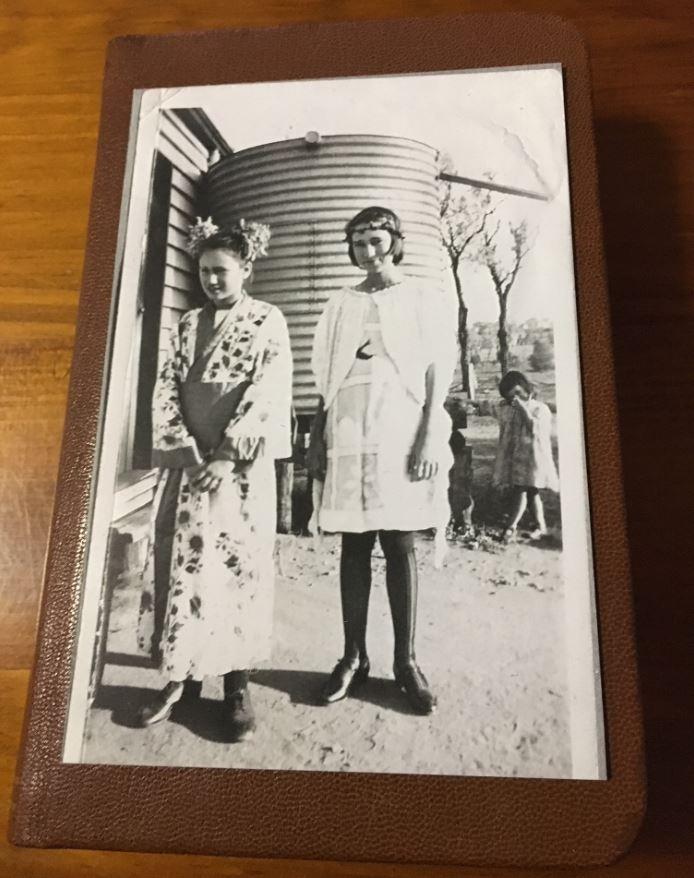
[
  {"xmin": 340, "ymin": 530, "xmax": 418, "ymax": 668},
  {"xmin": 338, "ymin": 530, "xmax": 435, "ymax": 713},
  {"xmin": 379, "ymin": 530, "xmax": 418, "ymax": 670},
  {"xmin": 340, "ymin": 531, "xmax": 377, "ymax": 663}
]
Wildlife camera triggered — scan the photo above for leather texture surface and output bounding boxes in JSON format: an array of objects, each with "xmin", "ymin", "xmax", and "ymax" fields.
[{"xmin": 9, "ymin": 12, "xmax": 645, "ymax": 868}]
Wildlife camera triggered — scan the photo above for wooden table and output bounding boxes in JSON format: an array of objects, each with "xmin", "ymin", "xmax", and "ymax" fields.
[{"xmin": 1, "ymin": 1, "xmax": 692, "ymax": 875}]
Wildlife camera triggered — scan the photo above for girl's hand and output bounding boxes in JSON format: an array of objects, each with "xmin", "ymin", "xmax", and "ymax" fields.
[
  {"xmin": 190, "ymin": 459, "xmax": 235, "ymax": 493},
  {"xmin": 185, "ymin": 463, "xmax": 205, "ymax": 480},
  {"xmin": 409, "ymin": 425, "xmax": 439, "ymax": 481},
  {"xmin": 510, "ymin": 396, "xmax": 534, "ymax": 427}
]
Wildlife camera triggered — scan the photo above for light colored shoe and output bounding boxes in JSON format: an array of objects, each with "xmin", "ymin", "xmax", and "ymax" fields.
[
  {"xmin": 225, "ymin": 688, "xmax": 257, "ymax": 742},
  {"xmin": 501, "ymin": 527, "xmax": 517, "ymax": 544},
  {"xmin": 137, "ymin": 681, "xmax": 184, "ymax": 727},
  {"xmin": 528, "ymin": 528, "xmax": 548, "ymax": 541}
]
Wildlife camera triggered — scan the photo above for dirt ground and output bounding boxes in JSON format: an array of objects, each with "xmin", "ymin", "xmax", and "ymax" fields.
[{"xmin": 82, "ymin": 417, "xmax": 571, "ymax": 779}]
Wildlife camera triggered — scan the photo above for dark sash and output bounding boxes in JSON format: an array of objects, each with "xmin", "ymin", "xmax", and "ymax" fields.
[{"xmin": 179, "ymin": 298, "xmax": 254, "ymax": 455}]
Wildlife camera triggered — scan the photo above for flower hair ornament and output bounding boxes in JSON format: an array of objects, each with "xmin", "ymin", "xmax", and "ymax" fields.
[
  {"xmin": 344, "ymin": 207, "xmax": 405, "ymax": 243},
  {"xmin": 185, "ymin": 216, "xmax": 272, "ymax": 262}
]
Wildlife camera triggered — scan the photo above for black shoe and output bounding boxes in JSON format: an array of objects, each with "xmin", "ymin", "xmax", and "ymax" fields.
[
  {"xmin": 137, "ymin": 681, "xmax": 184, "ymax": 727},
  {"xmin": 182, "ymin": 678, "xmax": 202, "ymax": 700},
  {"xmin": 320, "ymin": 656, "xmax": 370, "ymax": 704},
  {"xmin": 394, "ymin": 662, "xmax": 437, "ymax": 715},
  {"xmin": 225, "ymin": 687, "xmax": 256, "ymax": 742}
]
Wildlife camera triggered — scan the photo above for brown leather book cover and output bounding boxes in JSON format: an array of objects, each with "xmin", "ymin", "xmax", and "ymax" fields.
[{"xmin": 9, "ymin": 13, "xmax": 645, "ymax": 868}]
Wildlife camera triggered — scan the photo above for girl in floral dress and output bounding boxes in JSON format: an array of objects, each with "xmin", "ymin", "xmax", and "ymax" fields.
[
  {"xmin": 308, "ymin": 206, "xmax": 457, "ymax": 714},
  {"xmin": 492, "ymin": 370, "xmax": 559, "ymax": 542},
  {"xmin": 137, "ymin": 218, "xmax": 292, "ymax": 741}
]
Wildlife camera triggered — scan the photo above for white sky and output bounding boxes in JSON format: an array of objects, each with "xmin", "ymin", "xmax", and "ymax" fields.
[{"xmin": 157, "ymin": 65, "xmax": 575, "ymax": 324}]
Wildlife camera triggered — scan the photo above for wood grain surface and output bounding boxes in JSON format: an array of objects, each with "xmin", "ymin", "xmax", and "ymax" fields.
[{"xmin": 1, "ymin": 0, "xmax": 692, "ymax": 874}]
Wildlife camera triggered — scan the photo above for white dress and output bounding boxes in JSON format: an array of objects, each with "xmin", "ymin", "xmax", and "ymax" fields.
[
  {"xmin": 312, "ymin": 279, "xmax": 457, "ymax": 536},
  {"xmin": 492, "ymin": 399, "xmax": 559, "ymax": 491}
]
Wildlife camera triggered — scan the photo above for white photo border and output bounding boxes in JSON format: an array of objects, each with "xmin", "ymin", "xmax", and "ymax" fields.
[{"xmin": 63, "ymin": 65, "xmax": 606, "ymax": 780}]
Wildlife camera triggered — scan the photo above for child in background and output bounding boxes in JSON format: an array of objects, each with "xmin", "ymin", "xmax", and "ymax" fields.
[{"xmin": 492, "ymin": 370, "xmax": 559, "ymax": 542}]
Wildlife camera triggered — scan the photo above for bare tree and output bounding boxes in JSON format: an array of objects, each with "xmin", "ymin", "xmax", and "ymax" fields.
[
  {"xmin": 438, "ymin": 157, "xmax": 495, "ymax": 394},
  {"xmin": 478, "ymin": 219, "xmax": 533, "ymax": 375}
]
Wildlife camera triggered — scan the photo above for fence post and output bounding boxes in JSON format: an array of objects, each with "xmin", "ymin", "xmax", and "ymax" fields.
[{"xmin": 276, "ymin": 460, "xmax": 294, "ymax": 534}]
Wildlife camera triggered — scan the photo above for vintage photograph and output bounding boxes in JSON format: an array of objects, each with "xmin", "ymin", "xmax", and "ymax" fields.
[{"xmin": 63, "ymin": 64, "xmax": 606, "ymax": 779}]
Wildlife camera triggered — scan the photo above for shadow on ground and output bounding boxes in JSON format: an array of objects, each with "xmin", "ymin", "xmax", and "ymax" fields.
[
  {"xmin": 94, "ymin": 683, "xmax": 242, "ymax": 743},
  {"xmin": 252, "ymin": 667, "xmax": 418, "ymax": 715},
  {"xmin": 93, "ymin": 662, "xmax": 422, "ymax": 746}
]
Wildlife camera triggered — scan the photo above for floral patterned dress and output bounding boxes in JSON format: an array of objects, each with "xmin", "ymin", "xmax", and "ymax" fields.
[{"xmin": 137, "ymin": 294, "xmax": 292, "ymax": 680}]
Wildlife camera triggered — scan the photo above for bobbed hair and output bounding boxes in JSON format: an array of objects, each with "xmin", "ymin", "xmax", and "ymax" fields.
[
  {"xmin": 344, "ymin": 205, "xmax": 405, "ymax": 266},
  {"xmin": 498, "ymin": 370, "xmax": 534, "ymax": 400}
]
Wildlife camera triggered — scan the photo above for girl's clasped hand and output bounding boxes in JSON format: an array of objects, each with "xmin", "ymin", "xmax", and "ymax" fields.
[{"xmin": 186, "ymin": 460, "xmax": 232, "ymax": 493}]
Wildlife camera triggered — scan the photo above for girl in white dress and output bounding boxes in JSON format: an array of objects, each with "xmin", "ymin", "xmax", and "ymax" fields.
[
  {"xmin": 308, "ymin": 206, "xmax": 456, "ymax": 714},
  {"xmin": 492, "ymin": 370, "xmax": 559, "ymax": 542}
]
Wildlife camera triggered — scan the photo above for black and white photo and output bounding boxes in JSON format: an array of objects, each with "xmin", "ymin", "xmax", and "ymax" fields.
[{"xmin": 64, "ymin": 64, "xmax": 606, "ymax": 780}]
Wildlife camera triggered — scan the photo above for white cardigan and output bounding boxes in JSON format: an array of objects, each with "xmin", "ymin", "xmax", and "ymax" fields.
[{"xmin": 311, "ymin": 278, "xmax": 458, "ymax": 412}]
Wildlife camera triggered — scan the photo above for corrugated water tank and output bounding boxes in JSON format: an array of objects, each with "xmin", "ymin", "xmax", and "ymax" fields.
[{"xmin": 206, "ymin": 134, "xmax": 447, "ymax": 415}]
